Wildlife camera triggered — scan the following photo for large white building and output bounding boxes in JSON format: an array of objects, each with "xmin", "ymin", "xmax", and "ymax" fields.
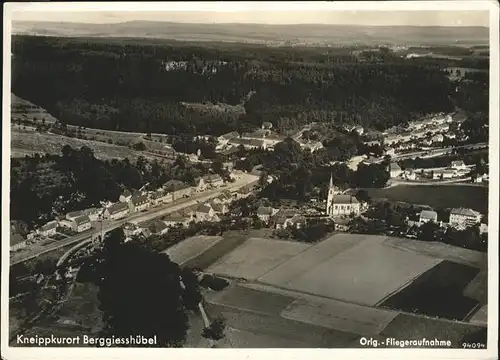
[
  {"xmin": 449, "ymin": 208, "xmax": 482, "ymax": 229},
  {"xmin": 325, "ymin": 175, "xmax": 361, "ymax": 217}
]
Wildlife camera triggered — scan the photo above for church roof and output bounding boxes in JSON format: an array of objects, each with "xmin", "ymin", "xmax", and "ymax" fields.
[{"xmin": 332, "ymin": 195, "xmax": 359, "ymax": 204}]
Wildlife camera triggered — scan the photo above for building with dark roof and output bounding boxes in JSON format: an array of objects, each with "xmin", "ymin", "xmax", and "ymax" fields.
[{"xmin": 128, "ymin": 195, "xmax": 150, "ymax": 213}]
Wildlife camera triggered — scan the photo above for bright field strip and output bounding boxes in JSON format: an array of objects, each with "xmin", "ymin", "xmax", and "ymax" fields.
[
  {"xmin": 164, "ymin": 235, "xmax": 223, "ymax": 266},
  {"xmin": 259, "ymin": 235, "xmax": 442, "ymax": 306},
  {"xmin": 206, "ymin": 237, "xmax": 311, "ymax": 280},
  {"xmin": 280, "ymin": 297, "xmax": 399, "ymax": 336}
]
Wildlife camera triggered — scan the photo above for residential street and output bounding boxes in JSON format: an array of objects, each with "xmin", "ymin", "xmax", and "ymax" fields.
[{"xmin": 10, "ymin": 174, "xmax": 258, "ymax": 266}]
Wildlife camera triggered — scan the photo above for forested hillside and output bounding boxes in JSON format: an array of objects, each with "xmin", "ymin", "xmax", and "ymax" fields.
[{"xmin": 12, "ymin": 36, "xmax": 460, "ymax": 136}]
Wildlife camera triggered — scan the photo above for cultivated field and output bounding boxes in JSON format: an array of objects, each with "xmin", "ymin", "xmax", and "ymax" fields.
[
  {"xmin": 380, "ymin": 261, "xmax": 480, "ymax": 320},
  {"xmin": 164, "ymin": 235, "xmax": 223, "ymax": 266},
  {"xmin": 10, "ymin": 128, "xmax": 158, "ymax": 162},
  {"xmin": 267, "ymin": 236, "xmax": 441, "ymax": 306},
  {"xmin": 207, "ymin": 238, "xmax": 311, "ymax": 280},
  {"xmin": 366, "ymin": 185, "xmax": 488, "ymax": 213}
]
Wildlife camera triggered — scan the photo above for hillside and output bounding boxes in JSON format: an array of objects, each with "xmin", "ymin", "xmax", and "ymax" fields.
[{"xmin": 12, "ymin": 21, "xmax": 489, "ymax": 46}]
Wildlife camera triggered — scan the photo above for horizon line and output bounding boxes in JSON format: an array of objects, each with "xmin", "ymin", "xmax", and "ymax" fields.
[{"xmin": 12, "ymin": 19, "xmax": 490, "ymax": 28}]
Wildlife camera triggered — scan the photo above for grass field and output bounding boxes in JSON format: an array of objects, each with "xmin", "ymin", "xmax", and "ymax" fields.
[
  {"xmin": 163, "ymin": 235, "xmax": 223, "ymax": 266},
  {"xmin": 366, "ymin": 185, "xmax": 488, "ymax": 213},
  {"xmin": 10, "ymin": 128, "xmax": 158, "ymax": 162},
  {"xmin": 207, "ymin": 238, "xmax": 311, "ymax": 280},
  {"xmin": 383, "ymin": 237, "xmax": 487, "ymax": 269},
  {"xmin": 380, "ymin": 261, "xmax": 480, "ymax": 320}
]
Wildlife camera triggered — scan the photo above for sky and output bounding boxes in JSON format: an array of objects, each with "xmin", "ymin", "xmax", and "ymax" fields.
[{"xmin": 8, "ymin": 3, "xmax": 490, "ymax": 27}]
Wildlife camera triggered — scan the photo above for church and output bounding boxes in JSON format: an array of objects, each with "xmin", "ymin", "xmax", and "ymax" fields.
[{"xmin": 326, "ymin": 175, "xmax": 361, "ymax": 217}]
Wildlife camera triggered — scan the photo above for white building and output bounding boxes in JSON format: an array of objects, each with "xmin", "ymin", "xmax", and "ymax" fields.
[
  {"xmin": 256, "ymin": 206, "xmax": 279, "ymax": 223},
  {"xmin": 128, "ymin": 195, "xmax": 150, "ymax": 213},
  {"xmin": 104, "ymin": 202, "xmax": 130, "ymax": 220},
  {"xmin": 388, "ymin": 163, "xmax": 403, "ymax": 178},
  {"xmin": 72, "ymin": 215, "xmax": 92, "ymax": 233},
  {"xmin": 450, "ymin": 160, "xmax": 468, "ymax": 171},
  {"xmin": 449, "ymin": 208, "xmax": 482, "ymax": 229},
  {"xmin": 326, "ymin": 176, "xmax": 361, "ymax": 217},
  {"xmin": 66, "ymin": 211, "xmax": 84, "ymax": 221},
  {"xmin": 433, "ymin": 169, "xmax": 456, "ymax": 180},
  {"xmin": 38, "ymin": 221, "xmax": 58, "ymax": 237},
  {"xmin": 84, "ymin": 207, "xmax": 104, "ymax": 221},
  {"xmin": 419, "ymin": 210, "xmax": 438, "ymax": 224}
]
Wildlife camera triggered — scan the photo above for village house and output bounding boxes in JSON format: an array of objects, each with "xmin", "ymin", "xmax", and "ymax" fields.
[
  {"xmin": 298, "ymin": 140, "xmax": 324, "ymax": 153},
  {"xmin": 72, "ymin": 215, "xmax": 92, "ymax": 233},
  {"xmin": 450, "ymin": 160, "xmax": 468, "ymax": 171},
  {"xmin": 227, "ymin": 137, "xmax": 267, "ymax": 150},
  {"xmin": 449, "ymin": 208, "xmax": 482, "ymax": 229},
  {"xmin": 203, "ymin": 174, "xmax": 224, "ymax": 188},
  {"xmin": 217, "ymin": 131, "xmax": 240, "ymax": 145},
  {"xmin": 11, "ymin": 234, "xmax": 27, "ymax": 252},
  {"xmin": 388, "ymin": 163, "xmax": 403, "ymax": 178},
  {"xmin": 402, "ymin": 169, "xmax": 417, "ymax": 180},
  {"xmin": 128, "ymin": 195, "xmax": 150, "ymax": 213},
  {"xmin": 163, "ymin": 180, "xmax": 193, "ymax": 199},
  {"xmin": 419, "ymin": 210, "xmax": 438, "ymax": 224},
  {"xmin": 123, "ymin": 222, "xmax": 140, "ymax": 238},
  {"xmin": 83, "ymin": 207, "xmax": 104, "ymax": 221},
  {"xmin": 431, "ymin": 134, "xmax": 444, "ymax": 143},
  {"xmin": 195, "ymin": 203, "xmax": 215, "ymax": 222},
  {"xmin": 236, "ymin": 184, "xmax": 255, "ymax": 199},
  {"xmin": 119, "ymin": 189, "xmax": 133, "ymax": 203},
  {"xmin": 433, "ymin": 169, "xmax": 456, "ymax": 180},
  {"xmin": 38, "ymin": 220, "xmax": 58, "ymax": 237},
  {"xmin": 104, "ymin": 202, "xmax": 130, "ymax": 220},
  {"xmin": 210, "ymin": 202, "xmax": 229, "ymax": 215},
  {"xmin": 230, "ymin": 169, "xmax": 245, "ymax": 181},
  {"xmin": 149, "ymin": 189, "xmax": 172, "ymax": 206},
  {"xmin": 256, "ymin": 206, "xmax": 279, "ymax": 223},
  {"xmin": 163, "ymin": 212, "xmax": 192, "ymax": 228},
  {"xmin": 149, "ymin": 221, "xmax": 170, "ymax": 236},
  {"xmin": 66, "ymin": 211, "xmax": 84, "ymax": 221}
]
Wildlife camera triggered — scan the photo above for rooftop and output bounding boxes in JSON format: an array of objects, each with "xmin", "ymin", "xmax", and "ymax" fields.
[
  {"xmin": 332, "ymin": 195, "xmax": 359, "ymax": 204},
  {"xmin": 196, "ymin": 204, "xmax": 213, "ymax": 214},
  {"xmin": 131, "ymin": 195, "xmax": 149, "ymax": 205},
  {"xmin": 451, "ymin": 208, "xmax": 481, "ymax": 217},
  {"xmin": 74, "ymin": 215, "xmax": 91, "ymax": 225},
  {"xmin": 420, "ymin": 210, "xmax": 438, "ymax": 220},
  {"xmin": 67, "ymin": 210, "xmax": 84, "ymax": 218},
  {"xmin": 107, "ymin": 202, "xmax": 129, "ymax": 214}
]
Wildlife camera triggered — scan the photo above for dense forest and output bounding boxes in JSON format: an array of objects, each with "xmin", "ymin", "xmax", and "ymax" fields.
[
  {"xmin": 10, "ymin": 146, "xmax": 212, "ymax": 228},
  {"xmin": 12, "ymin": 35, "xmax": 471, "ymax": 136}
]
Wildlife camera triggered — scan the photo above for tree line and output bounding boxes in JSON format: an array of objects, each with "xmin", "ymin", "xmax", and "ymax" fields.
[{"xmin": 12, "ymin": 35, "xmax": 457, "ymax": 137}]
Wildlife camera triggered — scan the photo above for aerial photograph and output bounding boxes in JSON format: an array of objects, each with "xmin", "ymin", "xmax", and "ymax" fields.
[{"xmin": 4, "ymin": 2, "xmax": 494, "ymax": 352}]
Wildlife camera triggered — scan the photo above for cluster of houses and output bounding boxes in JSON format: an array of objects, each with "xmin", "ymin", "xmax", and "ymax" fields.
[
  {"xmin": 416, "ymin": 207, "xmax": 487, "ymax": 233},
  {"xmin": 216, "ymin": 122, "xmax": 324, "ymax": 154},
  {"xmin": 121, "ymin": 185, "xmax": 256, "ymax": 240},
  {"xmin": 254, "ymin": 206, "xmax": 308, "ymax": 230},
  {"xmin": 11, "ymin": 172, "xmax": 235, "ymax": 252},
  {"xmin": 363, "ymin": 113, "xmax": 458, "ymax": 151},
  {"xmin": 388, "ymin": 160, "xmax": 488, "ymax": 183}
]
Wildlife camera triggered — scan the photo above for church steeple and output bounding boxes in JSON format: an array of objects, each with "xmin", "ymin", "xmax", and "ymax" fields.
[{"xmin": 326, "ymin": 173, "xmax": 335, "ymax": 216}]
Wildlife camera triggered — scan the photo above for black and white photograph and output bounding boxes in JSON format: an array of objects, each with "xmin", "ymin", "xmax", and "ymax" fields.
[{"xmin": 2, "ymin": 1, "xmax": 498, "ymax": 359}]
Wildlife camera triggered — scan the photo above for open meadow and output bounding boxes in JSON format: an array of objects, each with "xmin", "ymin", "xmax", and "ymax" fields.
[
  {"xmin": 10, "ymin": 128, "xmax": 161, "ymax": 162},
  {"xmin": 163, "ymin": 235, "xmax": 223, "ymax": 266}
]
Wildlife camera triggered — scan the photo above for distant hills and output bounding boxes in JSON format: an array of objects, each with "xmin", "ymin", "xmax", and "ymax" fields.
[{"xmin": 12, "ymin": 21, "xmax": 489, "ymax": 46}]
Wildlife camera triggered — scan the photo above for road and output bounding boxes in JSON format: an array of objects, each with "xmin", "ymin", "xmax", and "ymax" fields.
[
  {"xmin": 386, "ymin": 177, "xmax": 480, "ymax": 187},
  {"xmin": 10, "ymin": 174, "xmax": 258, "ymax": 266},
  {"xmin": 392, "ymin": 142, "xmax": 488, "ymax": 161}
]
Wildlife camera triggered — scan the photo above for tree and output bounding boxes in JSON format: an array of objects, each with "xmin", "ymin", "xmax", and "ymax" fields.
[
  {"xmin": 132, "ymin": 142, "xmax": 146, "ymax": 151},
  {"xmin": 95, "ymin": 229, "xmax": 191, "ymax": 347},
  {"xmin": 202, "ymin": 316, "xmax": 226, "ymax": 341},
  {"xmin": 355, "ymin": 189, "xmax": 371, "ymax": 203}
]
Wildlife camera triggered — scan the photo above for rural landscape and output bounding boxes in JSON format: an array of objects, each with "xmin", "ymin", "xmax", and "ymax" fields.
[{"xmin": 6, "ymin": 7, "xmax": 492, "ymax": 352}]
